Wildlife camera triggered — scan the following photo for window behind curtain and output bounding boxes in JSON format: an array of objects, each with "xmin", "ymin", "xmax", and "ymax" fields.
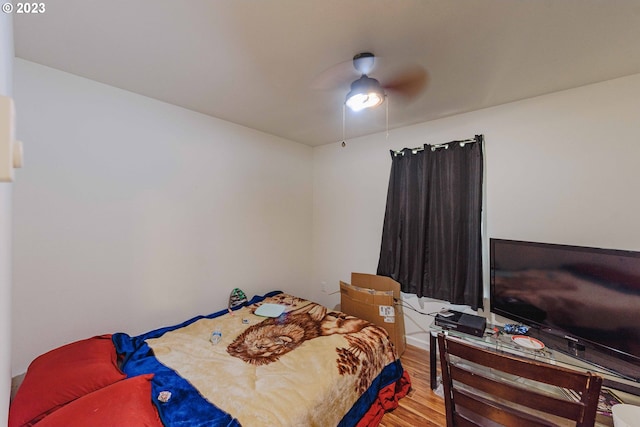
[{"xmin": 377, "ymin": 136, "xmax": 484, "ymax": 309}]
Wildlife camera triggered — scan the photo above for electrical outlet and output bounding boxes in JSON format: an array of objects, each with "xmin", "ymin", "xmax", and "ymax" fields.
[{"xmin": 321, "ymin": 281, "xmax": 327, "ymax": 293}]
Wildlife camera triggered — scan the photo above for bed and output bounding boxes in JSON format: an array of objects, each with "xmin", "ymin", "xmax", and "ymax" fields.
[{"xmin": 9, "ymin": 291, "xmax": 411, "ymax": 427}]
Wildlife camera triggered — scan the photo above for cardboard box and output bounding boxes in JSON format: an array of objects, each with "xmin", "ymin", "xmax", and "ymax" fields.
[{"xmin": 340, "ymin": 273, "xmax": 406, "ymax": 355}]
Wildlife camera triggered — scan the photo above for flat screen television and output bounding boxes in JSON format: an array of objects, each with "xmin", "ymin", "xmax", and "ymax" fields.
[{"xmin": 490, "ymin": 238, "xmax": 640, "ymax": 383}]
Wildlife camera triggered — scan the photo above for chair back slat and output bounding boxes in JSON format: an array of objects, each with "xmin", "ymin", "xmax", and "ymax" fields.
[
  {"xmin": 445, "ymin": 336, "xmax": 591, "ymax": 391},
  {"xmin": 449, "ymin": 364, "xmax": 585, "ymax": 420},
  {"xmin": 454, "ymin": 388, "xmax": 558, "ymax": 427}
]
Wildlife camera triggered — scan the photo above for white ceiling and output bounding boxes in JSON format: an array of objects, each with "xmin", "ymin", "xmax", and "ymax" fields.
[{"xmin": 13, "ymin": 0, "xmax": 640, "ymax": 147}]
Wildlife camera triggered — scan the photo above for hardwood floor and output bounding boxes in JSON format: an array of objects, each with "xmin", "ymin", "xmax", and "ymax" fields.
[{"xmin": 379, "ymin": 344, "xmax": 446, "ymax": 427}]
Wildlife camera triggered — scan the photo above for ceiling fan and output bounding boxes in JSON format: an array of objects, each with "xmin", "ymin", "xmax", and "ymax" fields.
[
  {"xmin": 314, "ymin": 52, "xmax": 429, "ymax": 112},
  {"xmin": 345, "ymin": 53, "xmax": 386, "ymax": 111}
]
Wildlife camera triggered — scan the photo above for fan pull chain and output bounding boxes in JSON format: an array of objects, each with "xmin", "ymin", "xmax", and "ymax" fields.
[
  {"xmin": 386, "ymin": 96, "xmax": 389, "ymax": 140},
  {"xmin": 341, "ymin": 104, "xmax": 346, "ymax": 147}
]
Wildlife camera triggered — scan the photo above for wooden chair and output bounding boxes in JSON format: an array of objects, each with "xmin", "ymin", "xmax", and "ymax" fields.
[{"xmin": 437, "ymin": 333, "xmax": 603, "ymax": 427}]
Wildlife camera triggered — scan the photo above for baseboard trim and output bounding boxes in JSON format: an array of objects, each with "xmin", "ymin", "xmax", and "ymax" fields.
[{"xmin": 405, "ymin": 335, "xmax": 429, "ymax": 352}]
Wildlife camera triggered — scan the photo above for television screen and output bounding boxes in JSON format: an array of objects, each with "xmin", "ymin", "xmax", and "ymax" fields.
[{"xmin": 490, "ymin": 238, "xmax": 640, "ymax": 380}]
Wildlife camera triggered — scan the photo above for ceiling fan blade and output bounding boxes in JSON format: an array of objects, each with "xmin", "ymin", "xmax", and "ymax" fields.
[
  {"xmin": 382, "ymin": 65, "xmax": 429, "ymax": 101},
  {"xmin": 310, "ymin": 58, "xmax": 360, "ymax": 91}
]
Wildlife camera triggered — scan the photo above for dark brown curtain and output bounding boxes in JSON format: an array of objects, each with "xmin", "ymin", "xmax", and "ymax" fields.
[{"xmin": 377, "ymin": 135, "xmax": 484, "ymax": 309}]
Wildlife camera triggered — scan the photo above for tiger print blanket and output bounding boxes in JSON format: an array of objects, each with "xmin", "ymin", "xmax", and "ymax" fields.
[{"xmin": 114, "ymin": 291, "xmax": 406, "ymax": 427}]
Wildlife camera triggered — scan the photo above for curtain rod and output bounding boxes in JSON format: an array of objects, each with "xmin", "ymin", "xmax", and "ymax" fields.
[{"xmin": 392, "ymin": 135, "xmax": 483, "ymax": 156}]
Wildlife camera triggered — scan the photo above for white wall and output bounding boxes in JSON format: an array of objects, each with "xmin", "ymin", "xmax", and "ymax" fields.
[
  {"xmin": 11, "ymin": 59, "xmax": 313, "ymax": 375},
  {"xmin": 0, "ymin": 11, "xmax": 13, "ymax": 425},
  {"xmin": 312, "ymin": 73, "xmax": 640, "ymax": 349}
]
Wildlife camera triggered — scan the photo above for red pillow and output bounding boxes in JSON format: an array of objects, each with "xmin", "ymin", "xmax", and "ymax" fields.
[
  {"xmin": 32, "ymin": 374, "xmax": 163, "ymax": 427},
  {"xmin": 9, "ymin": 335, "xmax": 126, "ymax": 427}
]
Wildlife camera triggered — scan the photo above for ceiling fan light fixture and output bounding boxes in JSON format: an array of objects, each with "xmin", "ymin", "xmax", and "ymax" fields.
[{"xmin": 345, "ymin": 75, "xmax": 385, "ymax": 112}]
